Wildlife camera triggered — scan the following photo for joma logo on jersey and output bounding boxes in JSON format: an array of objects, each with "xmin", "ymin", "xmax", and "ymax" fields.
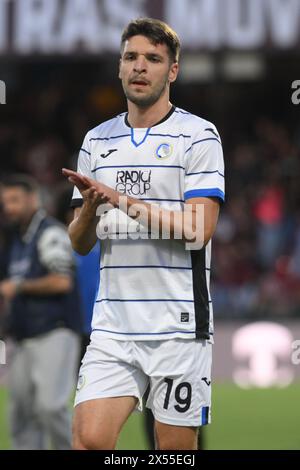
[{"xmin": 115, "ymin": 170, "xmax": 151, "ymax": 196}]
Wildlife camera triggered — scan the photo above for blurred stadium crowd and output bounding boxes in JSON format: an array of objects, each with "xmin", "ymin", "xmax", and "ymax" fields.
[{"xmin": 1, "ymin": 65, "xmax": 300, "ymax": 320}]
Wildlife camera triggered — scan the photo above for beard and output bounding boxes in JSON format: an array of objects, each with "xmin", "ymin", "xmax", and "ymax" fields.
[{"xmin": 123, "ymin": 75, "xmax": 169, "ymax": 108}]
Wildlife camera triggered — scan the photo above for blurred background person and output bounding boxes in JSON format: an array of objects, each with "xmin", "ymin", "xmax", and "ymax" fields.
[
  {"xmin": 0, "ymin": 175, "xmax": 82, "ymax": 449},
  {"xmin": 55, "ymin": 185, "xmax": 100, "ymax": 359}
]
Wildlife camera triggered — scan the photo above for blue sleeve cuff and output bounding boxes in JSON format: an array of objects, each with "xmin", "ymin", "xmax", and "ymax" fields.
[{"xmin": 184, "ymin": 188, "xmax": 225, "ymax": 202}]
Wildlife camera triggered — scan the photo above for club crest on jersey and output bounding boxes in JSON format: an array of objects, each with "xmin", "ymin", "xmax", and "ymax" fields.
[{"xmin": 155, "ymin": 143, "xmax": 173, "ymax": 160}]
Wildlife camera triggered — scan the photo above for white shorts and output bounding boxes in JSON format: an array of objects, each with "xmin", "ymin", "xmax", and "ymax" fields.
[{"xmin": 74, "ymin": 333, "xmax": 212, "ymax": 427}]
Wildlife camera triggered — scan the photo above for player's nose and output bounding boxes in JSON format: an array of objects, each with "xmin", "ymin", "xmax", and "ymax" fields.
[{"xmin": 133, "ymin": 55, "xmax": 147, "ymax": 73}]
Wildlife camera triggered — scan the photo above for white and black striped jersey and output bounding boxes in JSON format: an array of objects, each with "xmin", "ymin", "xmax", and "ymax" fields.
[{"xmin": 72, "ymin": 106, "xmax": 225, "ymax": 341}]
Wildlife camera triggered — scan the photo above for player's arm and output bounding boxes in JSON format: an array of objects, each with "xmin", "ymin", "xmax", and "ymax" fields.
[
  {"xmin": 66, "ymin": 172, "xmax": 109, "ymax": 255},
  {"xmin": 185, "ymin": 196, "xmax": 220, "ymax": 245},
  {"xmin": 119, "ymin": 194, "xmax": 219, "ymax": 246},
  {"xmin": 63, "ymin": 169, "xmax": 219, "ymax": 247},
  {"xmin": 68, "ymin": 202, "xmax": 100, "ymax": 256},
  {"xmin": 112, "ymin": 191, "xmax": 219, "ymax": 245}
]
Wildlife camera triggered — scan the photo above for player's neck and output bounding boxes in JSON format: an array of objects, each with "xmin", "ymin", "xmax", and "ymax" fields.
[{"xmin": 127, "ymin": 99, "xmax": 172, "ymax": 128}]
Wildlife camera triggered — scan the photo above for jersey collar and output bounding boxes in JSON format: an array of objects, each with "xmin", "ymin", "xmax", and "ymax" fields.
[{"xmin": 124, "ymin": 105, "xmax": 175, "ymax": 128}]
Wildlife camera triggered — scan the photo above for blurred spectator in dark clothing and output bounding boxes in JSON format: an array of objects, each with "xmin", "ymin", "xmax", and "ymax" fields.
[
  {"xmin": 55, "ymin": 186, "xmax": 100, "ymax": 357},
  {"xmin": 0, "ymin": 175, "xmax": 82, "ymax": 450}
]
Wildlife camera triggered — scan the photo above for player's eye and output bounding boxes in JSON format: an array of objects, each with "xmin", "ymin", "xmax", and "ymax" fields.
[
  {"xmin": 148, "ymin": 56, "xmax": 161, "ymax": 63},
  {"xmin": 124, "ymin": 53, "xmax": 136, "ymax": 61}
]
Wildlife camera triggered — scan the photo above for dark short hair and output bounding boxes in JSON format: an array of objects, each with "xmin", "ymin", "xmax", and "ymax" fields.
[
  {"xmin": 1, "ymin": 174, "xmax": 38, "ymax": 193},
  {"xmin": 121, "ymin": 18, "xmax": 180, "ymax": 63}
]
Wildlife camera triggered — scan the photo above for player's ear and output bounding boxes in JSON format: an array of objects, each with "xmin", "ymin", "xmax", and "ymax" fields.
[{"xmin": 168, "ymin": 62, "xmax": 179, "ymax": 84}]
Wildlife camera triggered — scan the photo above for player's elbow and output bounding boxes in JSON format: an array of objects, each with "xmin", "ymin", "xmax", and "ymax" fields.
[
  {"xmin": 71, "ymin": 241, "xmax": 93, "ymax": 256},
  {"xmin": 68, "ymin": 225, "xmax": 95, "ymax": 256},
  {"xmin": 203, "ymin": 225, "xmax": 216, "ymax": 246},
  {"xmin": 182, "ymin": 225, "xmax": 214, "ymax": 248}
]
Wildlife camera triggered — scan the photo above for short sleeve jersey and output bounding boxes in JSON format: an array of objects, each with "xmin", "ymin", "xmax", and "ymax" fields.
[{"xmin": 72, "ymin": 106, "xmax": 225, "ymax": 341}]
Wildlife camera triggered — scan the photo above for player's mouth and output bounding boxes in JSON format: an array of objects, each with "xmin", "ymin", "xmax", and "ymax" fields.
[{"xmin": 130, "ymin": 78, "xmax": 149, "ymax": 88}]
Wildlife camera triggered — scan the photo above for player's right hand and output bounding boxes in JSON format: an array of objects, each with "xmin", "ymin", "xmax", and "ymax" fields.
[
  {"xmin": 62, "ymin": 167, "xmax": 118, "ymax": 208},
  {"xmin": 62, "ymin": 168, "xmax": 90, "ymax": 191}
]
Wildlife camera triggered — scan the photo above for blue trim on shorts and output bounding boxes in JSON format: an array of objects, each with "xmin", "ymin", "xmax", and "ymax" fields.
[{"xmin": 202, "ymin": 406, "xmax": 209, "ymax": 425}]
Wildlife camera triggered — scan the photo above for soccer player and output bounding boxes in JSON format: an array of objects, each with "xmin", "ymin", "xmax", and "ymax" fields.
[{"xmin": 63, "ymin": 18, "xmax": 224, "ymax": 450}]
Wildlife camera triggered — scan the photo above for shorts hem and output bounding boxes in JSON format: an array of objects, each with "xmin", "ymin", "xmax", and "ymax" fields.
[
  {"xmin": 91, "ymin": 330, "xmax": 197, "ymax": 341},
  {"xmin": 152, "ymin": 413, "xmax": 210, "ymax": 427},
  {"xmin": 74, "ymin": 392, "xmax": 142, "ymax": 410}
]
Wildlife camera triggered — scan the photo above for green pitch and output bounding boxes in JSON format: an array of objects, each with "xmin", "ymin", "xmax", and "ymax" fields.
[{"xmin": 1, "ymin": 384, "xmax": 300, "ymax": 450}]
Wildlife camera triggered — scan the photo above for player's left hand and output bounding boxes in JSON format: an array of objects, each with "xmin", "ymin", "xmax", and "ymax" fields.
[{"xmin": 62, "ymin": 168, "xmax": 120, "ymax": 207}]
